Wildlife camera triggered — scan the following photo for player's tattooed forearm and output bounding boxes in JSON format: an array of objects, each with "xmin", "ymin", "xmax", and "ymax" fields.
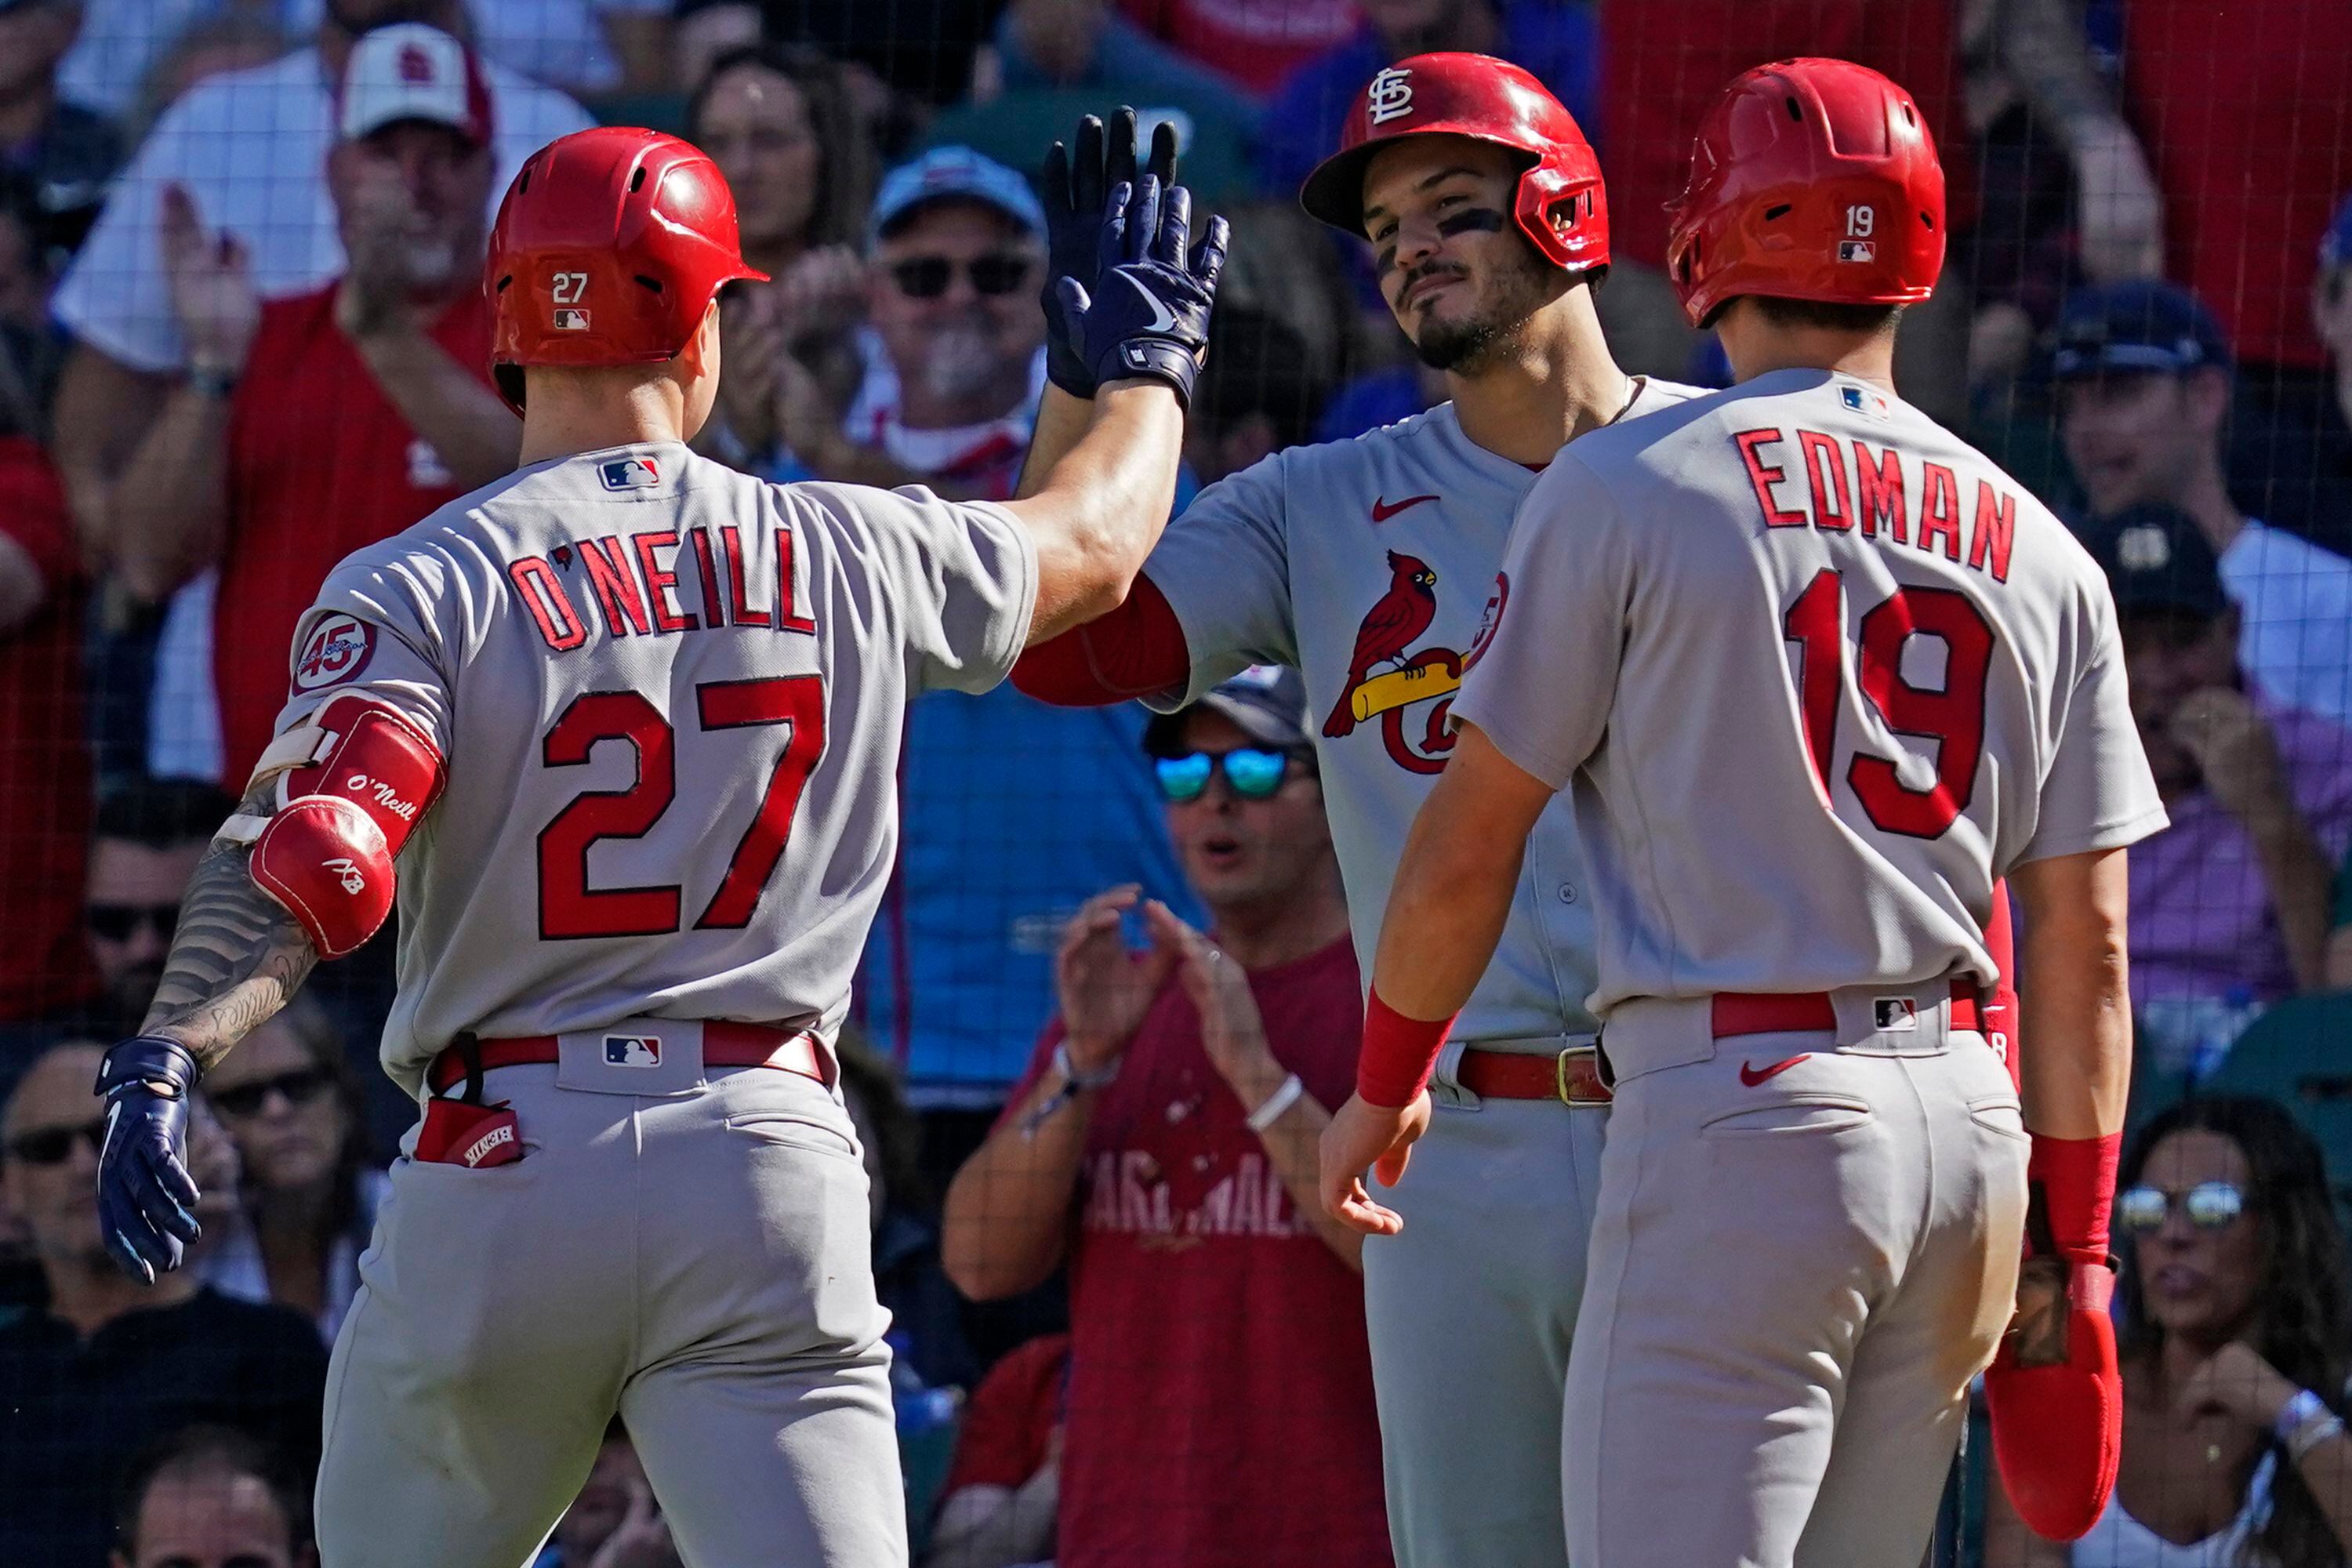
[{"xmin": 137, "ymin": 794, "xmax": 319, "ymax": 1073}]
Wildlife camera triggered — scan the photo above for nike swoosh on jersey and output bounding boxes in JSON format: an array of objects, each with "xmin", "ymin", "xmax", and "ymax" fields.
[
  {"xmin": 1370, "ymin": 494, "xmax": 1440, "ymax": 522},
  {"xmin": 1738, "ymin": 1054, "xmax": 1812, "ymax": 1087}
]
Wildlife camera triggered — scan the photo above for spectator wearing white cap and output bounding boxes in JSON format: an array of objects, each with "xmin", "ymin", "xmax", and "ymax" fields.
[
  {"xmin": 44, "ymin": 0, "xmax": 587, "ymax": 559},
  {"xmin": 104, "ymin": 22, "xmax": 516, "ymax": 793}
]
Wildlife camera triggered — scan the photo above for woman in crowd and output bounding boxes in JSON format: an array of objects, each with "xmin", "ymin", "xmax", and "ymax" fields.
[
  {"xmin": 687, "ymin": 42, "xmax": 876, "ymax": 468},
  {"xmin": 196, "ymin": 996, "xmax": 385, "ymax": 1344},
  {"xmin": 1989, "ymin": 1095, "xmax": 2352, "ymax": 1565}
]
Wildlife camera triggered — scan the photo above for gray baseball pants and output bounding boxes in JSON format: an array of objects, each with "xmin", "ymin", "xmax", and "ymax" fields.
[
  {"xmin": 314, "ymin": 1032, "xmax": 906, "ymax": 1568},
  {"xmin": 1363, "ymin": 1035, "xmax": 1608, "ymax": 1568},
  {"xmin": 1563, "ymin": 985, "xmax": 2027, "ymax": 1568}
]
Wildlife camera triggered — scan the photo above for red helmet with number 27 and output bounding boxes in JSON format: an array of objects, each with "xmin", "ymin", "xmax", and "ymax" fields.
[{"xmin": 485, "ymin": 126, "xmax": 768, "ymax": 415}]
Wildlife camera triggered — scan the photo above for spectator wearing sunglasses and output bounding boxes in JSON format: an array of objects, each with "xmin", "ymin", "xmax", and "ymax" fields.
[
  {"xmin": 943, "ymin": 667, "xmax": 1392, "ymax": 1568},
  {"xmin": 1987, "ymin": 1095, "xmax": 2352, "ymax": 1566},
  {"xmin": 0, "ymin": 1039, "xmax": 328, "ymax": 1567},
  {"xmin": 194, "ymin": 997, "xmax": 381, "ymax": 1345},
  {"xmin": 849, "ymin": 143, "xmax": 1197, "ymax": 1145},
  {"xmin": 83, "ymin": 778, "xmax": 236, "ymax": 1037},
  {"xmin": 765, "ymin": 147, "xmax": 1048, "ymax": 500}
]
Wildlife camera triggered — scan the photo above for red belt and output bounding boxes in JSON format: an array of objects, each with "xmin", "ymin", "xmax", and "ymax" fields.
[
  {"xmin": 426, "ymin": 1022, "xmax": 829, "ymax": 1096},
  {"xmin": 1710, "ymin": 981, "xmax": 1981, "ymax": 1040},
  {"xmin": 1459, "ymin": 982, "xmax": 1984, "ymax": 1104},
  {"xmin": 1457, "ymin": 1045, "xmax": 1612, "ymax": 1105}
]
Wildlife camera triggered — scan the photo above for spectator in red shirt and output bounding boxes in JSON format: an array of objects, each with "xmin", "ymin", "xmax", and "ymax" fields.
[
  {"xmin": 942, "ymin": 668, "xmax": 1392, "ymax": 1568},
  {"xmin": 1117, "ymin": 0, "xmax": 1358, "ymax": 97},
  {"xmin": 0, "ymin": 437, "xmax": 96, "ymax": 1039},
  {"xmin": 107, "ymin": 23, "xmax": 517, "ymax": 789}
]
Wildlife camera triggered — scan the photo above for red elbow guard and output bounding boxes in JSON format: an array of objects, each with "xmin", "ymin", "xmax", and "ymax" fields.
[
  {"xmin": 251, "ymin": 796, "xmax": 395, "ymax": 957},
  {"xmin": 240, "ymin": 694, "xmax": 446, "ymax": 959}
]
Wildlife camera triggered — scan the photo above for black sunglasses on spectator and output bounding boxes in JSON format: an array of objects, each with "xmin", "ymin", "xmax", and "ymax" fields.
[
  {"xmin": 87, "ymin": 902, "xmax": 180, "ymax": 943},
  {"xmin": 6, "ymin": 1119, "xmax": 108, "ymax": 1167},
  {"xmin": 888, "ymin": 253, "xmax": 1032, "ymax": 299},
  {"xmin": 209, "ymin": 1065, "xmax": 336, "ymax": 1119}
]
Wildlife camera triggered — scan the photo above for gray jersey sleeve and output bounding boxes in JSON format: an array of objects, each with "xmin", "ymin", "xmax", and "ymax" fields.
[
  {"xmin": 267, "ymin": 554, "xmax": 461, "ymax": 777},
  {"xmin": 792, "ymin": 482, "xmax": 1038, "ymax": 698},
  {"xmin": 1137, "ymin": 453, "xmax": 1297, "ymax": 709},
  {"xmin": 1453, "ymin": 456, "xmax": 1635, "ymax": 789},
  {"xmin": 2017, "ymin": 585, "xmax": 2167, "ymax": 866}
]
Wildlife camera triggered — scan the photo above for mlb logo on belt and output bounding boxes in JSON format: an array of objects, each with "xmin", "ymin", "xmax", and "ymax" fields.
[
  {"xmin": 553, "ymin": 307, "xmax": 590, "ymax": 331},
  {"xmin": 605, "ymin": 1034, "xmax": 662, "ymax": 1067},
  {"xmin": 599, "ymin": 457, "xmax": 660, "ymax": 491},
  {"xmin": 1873, "ymin": 997, "xmax": 1918, "ymax": 1031}
]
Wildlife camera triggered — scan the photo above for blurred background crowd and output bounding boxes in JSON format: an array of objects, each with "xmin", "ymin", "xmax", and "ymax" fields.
[{"xmin": 0, "ymin": 0, "xmax": 2347, "ymax": 1564}]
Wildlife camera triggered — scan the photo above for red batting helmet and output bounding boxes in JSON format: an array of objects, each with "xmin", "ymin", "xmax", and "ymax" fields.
[
  {"xmin": 1665, "ymin": 57, "xmax": 1945, "ymax": 328},
  {"xmin": 486, "ymin": 127, "xmax": 768, "ymax": 413},
  {"xmin": 1298, "ymin": 53, "xmax": 1607, "ymax": 273}
]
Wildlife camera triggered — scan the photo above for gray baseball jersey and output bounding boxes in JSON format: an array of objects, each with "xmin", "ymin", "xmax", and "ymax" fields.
[
  {"xmin": 1457, "ymin": 368, "xmax": 2168, "ymax": 1014},
  {"xmin": 1143, "ymin": 383, "xmax": 1698, "ymax": 1042},
  {"xmin": 268, "ymin": 440, "xmax": 1036, "ymax": 1097}
]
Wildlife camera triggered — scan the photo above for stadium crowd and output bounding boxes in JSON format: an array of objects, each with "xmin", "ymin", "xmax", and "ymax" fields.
[{"xmin": 0, "ymin": 0, "xmax": 2348, "ymax": 1563}]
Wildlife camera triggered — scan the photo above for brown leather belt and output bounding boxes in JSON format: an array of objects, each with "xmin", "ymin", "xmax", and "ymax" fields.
[
  {"xmin": 1458, "ymin": 982, "xmax": 1984, "ymax": 1105},
  {"xmin": 426, "ymin": 1021, "xmax": 828, "ymax": 1096}
]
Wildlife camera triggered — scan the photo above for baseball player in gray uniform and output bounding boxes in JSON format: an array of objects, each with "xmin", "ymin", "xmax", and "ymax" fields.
[
  {"xmin": 89, "ymin": 126, "xmax": 1227, "ymax": 1568},
  {"xmin": 1012, "ymin": 63, "xmax": 1697, "ymax": 1566},
  {"xmin": 1325, "ymin": 60, "xmax": 2165, "ymax": 1565}
]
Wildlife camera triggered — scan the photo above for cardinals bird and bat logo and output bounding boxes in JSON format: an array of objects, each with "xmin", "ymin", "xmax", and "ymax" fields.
[{"xmin": 1324, "ymin": 551, "xmax": 1508, "ymax": 773}]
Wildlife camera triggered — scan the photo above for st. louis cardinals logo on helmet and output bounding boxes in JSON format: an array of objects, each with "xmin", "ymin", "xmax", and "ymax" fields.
[{"xmin": 291, "ymin": 614, "xmax": 376, "ymax": 694}]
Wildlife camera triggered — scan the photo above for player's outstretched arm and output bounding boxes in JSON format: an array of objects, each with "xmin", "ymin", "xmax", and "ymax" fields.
[
  {"xmin": 1319, "ymin": 723, "xmax": 1555, "ymax": 1233},
  {"xmin": 1002, "ymin": 174, "xmax": 1228, "ymax": 646}
]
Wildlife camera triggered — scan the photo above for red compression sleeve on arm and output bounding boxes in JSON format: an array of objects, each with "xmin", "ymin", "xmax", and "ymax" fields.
[
  {"xmin": 1010, "ymin": 573, "xmax": 1191, "ymax": 706},
  {"xmin": 2030, "ymin": 1132, "xmax": 2123, "ymax": 1267},
  {"xmin": 1357, "ymin": 986, "xmax": 1456, "ymax": 1108}
]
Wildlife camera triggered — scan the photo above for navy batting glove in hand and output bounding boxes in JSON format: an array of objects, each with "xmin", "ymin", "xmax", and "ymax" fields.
[
  {"xmin": 1040, "ymin": 108, "xmax": 1178, "ymax": 399},
  {"xmin": 93, "ymin": 1036, "xmax": 202, "ymax": 1284},
  {"xmin": 1051, "ymin": 176, "xmax": 1229, "ymax": 409}
]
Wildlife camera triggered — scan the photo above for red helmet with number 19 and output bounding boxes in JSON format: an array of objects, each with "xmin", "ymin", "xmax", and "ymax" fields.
[
  {"xmin": 1665, "ymin": 57, "xmax": 1945, "ymax": 328},
  {"xmin": 1299, "ymin": 53, "xmax": 1608, "ymax": 274},
  {"xmin": 486, "ymin": 126, "xmax": 768, "ymax": 414}
]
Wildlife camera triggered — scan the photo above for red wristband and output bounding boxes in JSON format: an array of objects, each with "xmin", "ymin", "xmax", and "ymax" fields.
[
  {"xmin": 1357, "ymin": 986, "xmax": 1455, "ymax": 1108},
  {"xmin": 2028, "ymin": 1131, "xmax": 2122, "ymax": 1268}
]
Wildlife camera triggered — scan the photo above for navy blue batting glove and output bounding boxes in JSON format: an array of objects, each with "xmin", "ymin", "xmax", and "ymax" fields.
[
  {"xmin": 1050, "ymin": 176, "xmax": 1230, "ymax": 409},
  {"xmin": 1040, "ymin": 109, "xmax": 1179, "ymax": 399},
  {"xmin": 93, "ymin": 1036, "xmax": 202, "ymax": 1284}
]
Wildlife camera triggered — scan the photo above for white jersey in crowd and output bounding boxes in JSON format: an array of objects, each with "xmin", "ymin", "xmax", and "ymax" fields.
[
  {"xmin": 1142, "ymin": 379, "xmax": 1698, "ymax": 1044},
  {"xmin": 53, "ymin": 46, "xmax": 593, "ymax": 374},
  {"xmin": 269, "ymin": 443, "xmax": 1036, "ymax": 1096},
  {"xmin": 1457, "ymin": 368, "xmax": 2167, "ymax": 1013}
]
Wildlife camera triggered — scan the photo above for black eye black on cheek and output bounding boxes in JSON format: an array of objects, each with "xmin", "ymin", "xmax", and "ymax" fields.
[{"xmin": 1436, "ymin": 208, "xmax": 1508, "ymax": 239}]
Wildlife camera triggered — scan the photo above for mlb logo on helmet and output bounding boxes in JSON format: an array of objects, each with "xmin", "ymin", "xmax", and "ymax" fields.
[
  {"xmin": 552, "ymin": 307, "xmax": 590, "ymax": 331},
  {"xmin": 599, "ymin": 456, "xmax": 660, "ymax": 491},
  {"xmin": 1838, "ymin": 240, "xmax": 1876, "ymax": 263},
  {"xmin": 1366, "ymin": 66, "xmax": 1414, "ymax": 125},
  {"xmin": 605, "ymin": 1035, "xmax": 662, "ymax": 1067}
]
